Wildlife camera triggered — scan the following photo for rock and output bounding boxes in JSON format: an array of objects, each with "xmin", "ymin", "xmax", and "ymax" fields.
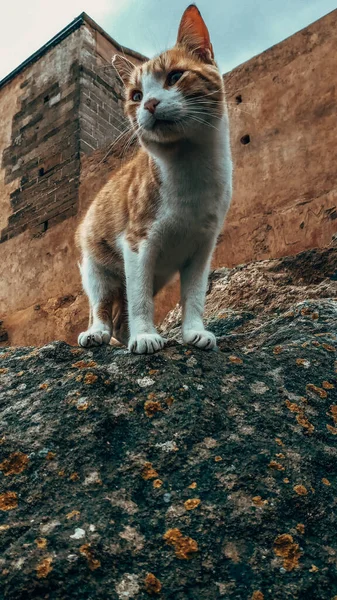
[{"xmin": 0, "ymin": 245, "xmax": 337, "ymax": 599}]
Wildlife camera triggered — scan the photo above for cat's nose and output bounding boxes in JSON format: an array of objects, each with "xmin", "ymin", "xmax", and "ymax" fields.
[{"xmin": 144, "ymin": 98, "xmax": 160, "ymax": 114}]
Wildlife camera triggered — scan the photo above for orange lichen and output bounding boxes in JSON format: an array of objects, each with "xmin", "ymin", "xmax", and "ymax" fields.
[
  {"xmin": 252, "ymin": 496, "xmax": 268, "ymax": 507},
  {"xmin": 144, "ymin": 400, "xmax": 162, "ymax": 418},
  {"xmin": 84, "ymin": 373, "xmax": 98, "ymax": 385},
  {"xmin": 311, "ymin": 312, "xmax": 319, "ymax": 320},
  {"xmin": 283, "ymin": 478, "xmax": 290, "ymax": 484},
  {"xmin": 35, "ymin": 538, "xmax": 47, "ymax": 549},
  {"xmin": 142, "ymin": 463, "xmax": 159, "ymax": 480},
  {"xmin": 166, "ymin": 396, "xmax": 175, "ymax": 406},
  {"xmin": 39, "ymin": 383, "xmax": 48, "ymax": 390},
  {"xmin": 273, "ymin": 346, "xmax": 282, "ymax": 355},
  {"xmin": 322, "ymin": 343, "xmax": 336, "ymax": 352},
  {"xmin": 214, "ymin": 456, "xmax": 223, "ymax": 462},
  {"xmin": 148, "ymin": 369, "xmax": 158, "ymax": 376},
  {"xmin": 276, "ymin": 453, "xmax": 285, "ymax": 459},
  {"xmin": 66, "ymin": 510, "xmax": 80, "ymax": 520},
  {"xmin": 79, "ymin": 544, "xmax": 101, "ymax": 570},
  {"xmin": 268, "ymin": 460, "xmax": 285, "ymax": 471},
  {"xmin": 76, "ymin": 375, "xmax": 83, "ymax": 382},
  {"xmin": 77, "ymin": 402, "xmax": 89, "ymax": 411},
  {"xmin": 296, "ymin": 414, "xmax": 315, "ymax": 434},
  {"xmin": 46, "ymin": 452, "xmax": 56, "ymax": 460},
  {"xmin": 322, "ymin": 478, "xmax": 331, "ymax": 486},
  {"xmin": 273, "ymin": 534, "xmax": 301, "ymax": 571},
  {"xmin": 296, "ymin": 358, "xmax": 308, "ymax": 367},
  {"xmin": 328, "ymin": 405, "xmax": 337, "ymax": 423},
  {"xmin": 36, "ymin": 556, "xmax": 53, "ymax": 579},
  {"xmin": 0, "ymin": 491, "xmax": 18, "ymax": 511},
  {"xmin": 285, "ymin": 400, "xmax": 301, "ymax": 413},
  {"xmin": 229, "ymin": 355, "xmax": 243, "ymax": 364},
  {"xmin": 293, "ymin": 485, "xmax": 308, "ymax": 496},
  {"xmin": 323, "ymin": 381, "xmax": 335, "ymax": 390},
  {"xmin": 163, "ymin": 528, "xmax": 198, "ymax": 559},
  {"xmin": 72, "ymin": 360, "xmax": 97, "ymax": 369},
  {"xmin": 251, "ymin": 593, "xmax": 264, "ymax": 600},
  {"xmin": 306, "ymin": 384, "xmax": 327, "ymax": 399},
  {"xmin": 296, "ymin": 523, "xmax": 305, "ymax": 534},
  {"xmin": 153, "ymin": 479, "xmax": 163, "ymax": 488},
  {"xmin": 58, "ymin": 470, "xmax": 65, "ymax": 477},
  {"xmin": 327, "ymin": 425, "xmax": 337, "ymax": 435},
  {"xmin": 275, "ymin": 438, "xmax": 284, "ymax": 446},
  {"xmin": 0, "ymin": 368, "xmax": 8, "ymax": 374},
  {"xmin": 188, "ymin": 482, "xmax": 197, "ymax": 489},
  {"xmin": 0, "ymin": 451, "xmax": 29, "ymax": 476},
  {"xmin": 144, "ymin": 573, "xmax": 162, "ymax": 595},
  {"xmin": 184, "ymin": 498, "xmax": 201, "ymax": 510},
  {"xmin": 309, "ymin": 564, "xmax": 319, "ymax": 572},
  {"xmin": 69, "ymin": 472, "xmax": 80, "ymax": 481}
]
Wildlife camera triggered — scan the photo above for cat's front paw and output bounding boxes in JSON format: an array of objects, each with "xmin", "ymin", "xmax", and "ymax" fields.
[
  {"xmin": 78, "ymin": 329, "xmax": 111, "ymax": 348},
  {"xmin": 183, "ymin": 329, "xmax": 216, "ymax": 350},
  {"xmin": 129, "ymin": 333, "xmax": 166, "ymax": 354}
]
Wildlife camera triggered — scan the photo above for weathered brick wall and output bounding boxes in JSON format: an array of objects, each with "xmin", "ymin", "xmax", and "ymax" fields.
[{"xmin": 0, "ymin": 30, "xmax": 82, "ymax": 243}]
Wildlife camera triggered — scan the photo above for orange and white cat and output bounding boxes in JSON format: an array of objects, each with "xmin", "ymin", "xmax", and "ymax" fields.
[{"xmin": 76, "ymin": 4, "xmax": 232, "ymax": 354}]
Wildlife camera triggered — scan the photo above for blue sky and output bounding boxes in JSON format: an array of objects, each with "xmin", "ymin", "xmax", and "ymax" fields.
[{"xmin": 1, "ymin": 0, "xmax": 337, "ymax": 80}]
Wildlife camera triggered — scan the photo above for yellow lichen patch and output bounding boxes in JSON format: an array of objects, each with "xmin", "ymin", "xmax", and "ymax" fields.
[
  {"xmin": 84, "ymin": 373, "xmax": 98, "ymax": 385},
  {"xmin": 188, "ymin": 482, "xmax": 197, "ymax": 489},
  {"xmin": 309, "ymin": 564, "xmax": 319, "ymax": 572},
  {"xmin": 69, "ymin": 472, "xmax": 80, "ymax": 481},
  {"xmin": 285, "ymin": 400, "xmax": 301, "ymax": 413},
  {"xmin": 79, "ymin": 544, "xmax": 101, "ymax": 571},
  {"xmin": 0, "ymin": 525, "xmax": 10, "ymax": 531},
  {"xmin": 273, "ymin": 346, "xmax": 283, "ymax": 355},
  {"xmin": 66, "ymin": 510, "xmax": 80, "ymax": 520},
  {"xmin": 144, "ymin": 573, "xmax": 162, "ymax": 595},
  {"xmin": 268, "ymin": 460, "xmax": 285, "ymax": 471},
  {"xmin": 36, "ymin": 556, "xmax": 53, "ymax": 579},
  {"xmin": 229, "ymin": 355, "xmax": 243, "ymax": 364},
  {"xmin": 163, "ymin": 528, "xmax": 198, "ymax": 559},
  {"xmin": 273, "ymin": 534, "xmax": 301, "ymax": 571},
  {"xmin": 214, "ymin": 456, "xmax": 223, "ymax": 462},
  {"xmin": 323, "ymin": 381, "xmax": 335, "ymax": 390},
  {"xmin": 0, "ymin": 491, "xmax": 18, "ymax": 511},
  {"xmin": 0, "ymin": 451, "xmax": 29, "ymax": 476},
  {"xmin": 35, "ymin": 538, "xmax": 47, "ymax": 549},
  {"xmin": 296, "ymin": 414, "xmax": 315, "ymax": 434},
  {"xmin": 252, "ymin": 496, "xmax": 268, "ymax": 507},
  {"xmin": 72, "ymin": 360, "xmax": 97, "ymax": 369},
  {"xmin": 153, "ymin": 479, "xmax": 163, "ymax": 489},
  {"xmin": 322, "ymin": 478, "xmax": 331, "ymax": 486},
  {"xmin": 144, "ymin": 400, "xmax": 162, "ymax": 418},
  {"xmin": 0, "ymin": 437, "xmax": 5, "ymax": 445},
  {"xmin": 58, "ymin": 470, "xmax": 65, "ymax": 477},
  {"xmin": 39, "ymin": 383, "xmax": 48, "ymax": 390},
  {"xmin": 275, "ymin": 438, "xmax": 284, "ymax": 446},
  {"xmin": 184, "ymin": 498, "xmax": 201, "ymax": 511},
  {"xmin": 46, "ymin": 452, "xmax": 56, "ymax": 461},
  {"xmin": 322, "ymin": 343, "xmax": 336, "ymax": 352},
  {"xmin": 283, "ymin": 478, "xmax": 290, "ymax": 484},
  {"xmin": 296, "ymin": 523, "xmax": 305, "ymax": 534},
  {"xmin": 327, "ymin": 425, "xmax": 337, "ymax": 435},
  {"xmin": 306, "ymin": 384, "xmax": 327, "ymax": 399},
  {"xmin": 142, "ymin": 463, "xmax": 159, "ymax": 480},
  {"xmin": 251, "ymin": 592, "xmax": 264, "ymax": 600},
  {"xmin": 293, "ymin": 485, "xmax": 308, "ymax": 496},
  {"xmin": 328, "ymin": 405, "xmax": 337, "ymax": 423},
  {"xmin": 76, "ymin": 374, "xmax": 83, "ymax": 382}
]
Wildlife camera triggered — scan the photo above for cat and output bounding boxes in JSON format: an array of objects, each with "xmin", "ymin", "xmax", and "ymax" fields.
[{"xmin": 76, "ymin": 4, "xmax": 232, "ymax": 354}]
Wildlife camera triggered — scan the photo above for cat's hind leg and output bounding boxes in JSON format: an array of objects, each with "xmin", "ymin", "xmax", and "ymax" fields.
[{"xmin": 78, "ymin": 255, "xmax": 119, "ymax": 348}]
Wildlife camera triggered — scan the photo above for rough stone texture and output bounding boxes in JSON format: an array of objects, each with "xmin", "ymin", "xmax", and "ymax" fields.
[{"xmin": 0, "ymin": 250, "xmax": 337, "ymax": 599}]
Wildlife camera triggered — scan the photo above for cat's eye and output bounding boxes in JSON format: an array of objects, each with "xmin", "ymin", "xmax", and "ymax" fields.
[
  {"xmin": 167, "ymin": 71, "xmax": 184, "ymax": 86},
  {"xmin": 131, "ymin": 90, "xmax": 143, "ymax": 102}
]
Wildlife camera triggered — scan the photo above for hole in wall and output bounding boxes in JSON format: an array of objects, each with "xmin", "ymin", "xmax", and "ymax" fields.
[
  {"xmin": 44, "ymin": 95, "xmax": 49, "ymax": 103},
  {"xmin": 38, "ymin": 167, "xmax": 45, "ymax": 176},
  {"xmin": 236, "ymin": 95, "xmax": 242, "ymax": 104},
  {"xmin": 240, "ymin": 134, "xmax": 250, "ymax": 145},
  {"xmin": 43, "ymin": 221, "xmax": 49, "ymax": 232}
]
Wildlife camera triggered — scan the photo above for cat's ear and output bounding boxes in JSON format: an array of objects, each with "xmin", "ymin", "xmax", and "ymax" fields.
[
  {"xmin": 112, "ymin": 54, "xmax": 135, "ymax": 85},
  {"xmin": 177, "ymin": 4, "xmax": 214, "ymax": 63}
]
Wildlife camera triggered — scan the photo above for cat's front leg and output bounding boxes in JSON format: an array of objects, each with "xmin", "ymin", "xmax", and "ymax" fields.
[
  {"xmin": 180, "ymin": 241, "xmax": 216, "ymax": 350},
  {"xmin": 123, "ymin": 239, "xmax": 166, "ymax": 354}
]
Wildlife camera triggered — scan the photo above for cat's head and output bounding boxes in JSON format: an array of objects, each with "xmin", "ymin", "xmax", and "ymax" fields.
[{"xmin": 113, "ymin": 5, "xmax": 225, "ymax": 147}]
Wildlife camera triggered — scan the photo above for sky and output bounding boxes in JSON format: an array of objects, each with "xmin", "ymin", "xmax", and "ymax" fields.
[{"xmin": 1, "ymin": 0, "xmax": 337, "ymax": 81}]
